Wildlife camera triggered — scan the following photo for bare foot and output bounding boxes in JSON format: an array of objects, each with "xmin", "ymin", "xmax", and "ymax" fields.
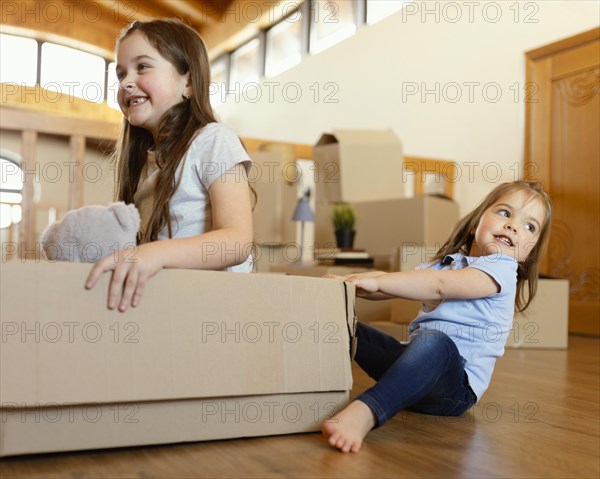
[{"xmin": 321, "ymin": 400, "xmax": 376, "ymax": 453}]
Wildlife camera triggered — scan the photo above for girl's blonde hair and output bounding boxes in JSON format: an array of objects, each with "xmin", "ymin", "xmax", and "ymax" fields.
[
  {"xmin": 434, "ymin": 181, "xmax": 553, "ymax": 312},
  {"xmin": 112, "ymin": 18, "xmax": 218, "ymax": 243}
]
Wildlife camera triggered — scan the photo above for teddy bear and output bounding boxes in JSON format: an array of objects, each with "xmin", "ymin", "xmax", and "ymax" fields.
[{"xmin": 40, "ymin": 202, "xmax": 140, "ymax": 263}]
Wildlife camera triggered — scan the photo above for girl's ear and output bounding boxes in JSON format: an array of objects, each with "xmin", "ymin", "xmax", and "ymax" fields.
[{"xmin": 183, "ymin": 73, "xmax": 192, "ymax": 99}]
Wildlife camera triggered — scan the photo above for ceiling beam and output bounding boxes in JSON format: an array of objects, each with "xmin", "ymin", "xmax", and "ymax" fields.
[{"xmin": 152, "ymin": 0, "xmax": 214, "ymax": 26}]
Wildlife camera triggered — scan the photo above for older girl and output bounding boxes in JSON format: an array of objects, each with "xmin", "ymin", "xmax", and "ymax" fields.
[{"xmin": 86, "ymin": 19, "xmax": 253, "ymax": 312}]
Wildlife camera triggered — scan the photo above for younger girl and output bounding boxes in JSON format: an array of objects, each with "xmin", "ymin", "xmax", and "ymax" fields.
[
  {"xmin": 86, "ymin": 19, "xmax": 254, "ymax": 312},
  {"xmin": 322, "ymin": 181, "xmax": 553, "ymax": 453}
]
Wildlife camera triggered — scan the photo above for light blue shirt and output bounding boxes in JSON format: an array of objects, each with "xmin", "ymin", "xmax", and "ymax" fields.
[{"xmin": 408, "ymin": 253, "xmax": 518, "ymax": 399}]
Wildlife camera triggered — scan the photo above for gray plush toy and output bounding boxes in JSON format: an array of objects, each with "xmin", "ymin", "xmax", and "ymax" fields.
[{"xmin": 40, "ymin": 202, "xmax": 140, "ymax": 263}]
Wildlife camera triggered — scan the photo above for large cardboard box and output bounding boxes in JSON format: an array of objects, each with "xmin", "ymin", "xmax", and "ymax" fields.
[
  {"xmin": 315, "ymin": 196, "xmax": 459, "ymax": 268},
  {"xmin": 314, "ymin": 129, "xmax": 404, "ymax": 204},
  {"xmin": 0, "ymin": 262, "xmax": 356, "ymax": 456}
]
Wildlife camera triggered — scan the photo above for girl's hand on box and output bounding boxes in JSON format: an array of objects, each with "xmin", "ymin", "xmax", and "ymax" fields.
[
  {"xmin": 351, "ymin": 277, "xmax": 380, "ymax": 295},
  {"xmin": 323, "ymin": 274, "xmax": 345, "ymax": 280},
  {"xmin": 85, "ymin": 242, "xmax": 165, "ymax": 312}
]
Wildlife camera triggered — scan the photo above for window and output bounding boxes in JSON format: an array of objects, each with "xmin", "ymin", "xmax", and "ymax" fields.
[
  {"xmin": 41, "ymin": 42, "xmax": 106, "ymax": 103},
  {"xmin": 265, "ymin": 9, "xmax": 303, "ymax": 78},
  {"xmin": 210, "ymin": 55, "xmax": 229, "ymax": 109},
  {"xmin": 367, "ymin": 0, "xmax": 412, "ymax": 24},
  {"xmin": 229, "ymin": 38, "xmax": 261, "ymax": 88},
  {"xmin": 310, "ymin": 0, "xmax": 358, "ymax": 54},
  {"xmin": 0, "ymin": 152, "xmax": 23, "ymax": 229},
  {"xmin": 0, "ymin": 34, "xmax": 37, "ymax": 86},
  {"xmin": 106, "ymin": 62, "xmax": 120, "ymax": 110}
]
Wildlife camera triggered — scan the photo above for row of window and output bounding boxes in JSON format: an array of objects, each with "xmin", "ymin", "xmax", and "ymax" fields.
[
  {"xmin": 213, "ymin": 0, "xmax": 410, "ymax": 104},
  {"xmin": 1, "ymin": 34, "xmax": 120, "ymax": 109},
  {"xmin": 1, "ymin": 1, "xmax": 409, "ymax": 112}
]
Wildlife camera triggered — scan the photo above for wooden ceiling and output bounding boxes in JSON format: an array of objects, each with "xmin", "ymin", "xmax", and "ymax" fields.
[{"xmin": 1, "ymin": 0, "xmax": 300, "ymax": 59}]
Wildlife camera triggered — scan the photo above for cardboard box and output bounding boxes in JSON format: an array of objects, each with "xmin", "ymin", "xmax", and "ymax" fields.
[
  {"xmin": 508, "ymin": 278, "xmax": 569, "ymax": 349},
  {"xmin": 0, "ymin": 262, "xmax": 356, "ymax": 456},
  {"xmin": 394, "ymin": 242, "xmax": 439, "ymax": 273},
  {"xmin": 315, "ymin": 196, "xmax": 459, "ymax": 265},
  {"xmin": 269, "ymin": 264, "xmax": 392, "ymax": 324},
  {"xmin": 249, "ymin": 150, "xmax": 298, "ymax": 245},
  {"xmin": 390, "ymin": 298, "xmax": 423, "ymax": 324},
  {"xmin": 314, "ymin": 129, "xmax": 404, "ymax": 204}
]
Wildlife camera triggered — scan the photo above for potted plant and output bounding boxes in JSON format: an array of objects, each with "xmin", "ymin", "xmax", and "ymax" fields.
[{"xmin": 332, "ymin": 203, "xmax": 356, "ymax": 249}]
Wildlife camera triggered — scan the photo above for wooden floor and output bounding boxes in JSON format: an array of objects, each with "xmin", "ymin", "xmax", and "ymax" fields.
[{"xmin": 1, "ymin": 336, "xmax": 599, "ymax": 479}]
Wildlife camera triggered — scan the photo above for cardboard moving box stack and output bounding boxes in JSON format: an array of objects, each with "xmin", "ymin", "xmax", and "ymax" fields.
[
  {"xmin": 314, "ymin": 130, "xmax": 405, "ymax": 257},
  {"xmin": 0, "ymin": 262, "xmax": 356, "ymax": 457},
  {"xmin": 313, "ymin": 130, "xmax": 459, "ymax": 271}
]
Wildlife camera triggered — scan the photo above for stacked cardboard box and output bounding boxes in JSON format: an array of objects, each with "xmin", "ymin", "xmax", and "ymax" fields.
[
  {"xmin": 0, "ymin": 262, "xmax": 356, "ymax": 456},
  {"xmin": 312, "ymin": 129, "xmax": 458, "ymax": 269},
  {"xmin": 315, "ymin": 196, "xmax": 459, "ymax": 268}
]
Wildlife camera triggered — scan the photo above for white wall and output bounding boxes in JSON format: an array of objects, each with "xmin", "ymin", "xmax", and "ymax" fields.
[{"xmin": 217, "ymin": 0, "xmax": 599, "ymax": 215}]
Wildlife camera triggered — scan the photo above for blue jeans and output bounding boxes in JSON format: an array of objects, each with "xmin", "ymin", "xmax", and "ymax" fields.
[{"xmin": 354, "ymin": 322, "xmax": 477, "ymax": 427}]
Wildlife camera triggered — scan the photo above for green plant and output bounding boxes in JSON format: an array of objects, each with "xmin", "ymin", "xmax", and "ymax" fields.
[{"xmin": 332, "ymin": 203, "xmax": 356, "ymax": 231}]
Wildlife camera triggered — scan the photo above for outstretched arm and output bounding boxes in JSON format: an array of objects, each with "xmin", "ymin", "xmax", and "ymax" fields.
[
  {"xmin": 85, "ymin": 164, "xmax": 253, "ymax": 312},
  {"xmin": 351, "ymin": 267, "xmax": 500, "ymax": 302}
]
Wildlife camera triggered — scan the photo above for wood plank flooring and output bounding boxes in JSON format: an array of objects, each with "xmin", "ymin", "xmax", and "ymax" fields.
[{"xmin": 1, "ymin": 335, "xmax": 598, "ymax": 479}]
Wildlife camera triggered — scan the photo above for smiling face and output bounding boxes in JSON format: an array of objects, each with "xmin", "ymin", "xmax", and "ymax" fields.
[
  {"xmin": 470, "ymin": 189, "xmax": 545, "ymax": 262},
  {"xmin": 115, "ymin": 30, "xmax": 190, "ymax": 141}
]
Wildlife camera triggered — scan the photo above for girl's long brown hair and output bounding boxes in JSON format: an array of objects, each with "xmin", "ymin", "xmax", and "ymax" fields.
[
  {"xmin": 113, "ymin": 19, "xmax": 218, "ymax": 243},
  {"xmin": 433, "ymin": 181, "xmax": 553, "ymax": 312}
]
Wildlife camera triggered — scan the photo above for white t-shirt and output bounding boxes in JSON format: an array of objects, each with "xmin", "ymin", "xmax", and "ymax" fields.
[{"xmin": 134, "ymin": 123, "xmax": 253, "ymax": 273}]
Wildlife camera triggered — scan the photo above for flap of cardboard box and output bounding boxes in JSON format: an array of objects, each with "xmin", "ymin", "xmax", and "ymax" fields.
[
  {"xmin": 0, "ymin": 262, "xmax": 354, "ymax": 407},
  {"xmin": 316, "ymin": 129, "xmax": 402, "ymax": 146}
]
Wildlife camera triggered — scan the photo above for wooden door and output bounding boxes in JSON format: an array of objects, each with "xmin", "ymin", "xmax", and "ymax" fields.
[{"xmin": 525, "ymin": 28, "xmax": 600, "ymax": 336}]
